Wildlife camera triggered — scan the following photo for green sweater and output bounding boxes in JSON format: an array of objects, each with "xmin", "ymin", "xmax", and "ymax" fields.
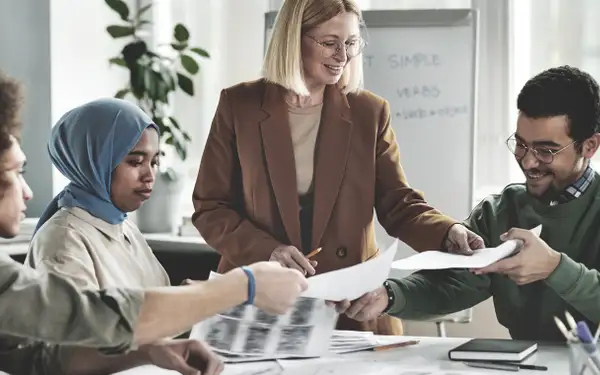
[{"xmin": 388, "ymin": 173, "xmax": 600, "ymax": 341}]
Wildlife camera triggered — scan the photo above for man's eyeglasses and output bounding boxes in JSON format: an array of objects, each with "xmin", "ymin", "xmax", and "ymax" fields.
[
  {"xmin": 305, "ymin": 35, "xmax": 366, "ymax": 58},
  {"xmin": 505, "ymin": 133, "xmax": 576, "ymax": 164}
]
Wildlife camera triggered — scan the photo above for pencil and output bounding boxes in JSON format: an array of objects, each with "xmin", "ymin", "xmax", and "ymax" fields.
[
  {"xmin": 306, "ymin": 247, "xmax": 322, "ymax": 259},
  {"xmin": 373, "ymin": 340, "xmax": 420, "ymax": 351}
]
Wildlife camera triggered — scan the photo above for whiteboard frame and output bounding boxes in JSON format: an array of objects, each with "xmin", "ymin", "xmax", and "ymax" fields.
[{"xmin": 264, "ymin": 8, "xmax": 478, "ymax": 229}]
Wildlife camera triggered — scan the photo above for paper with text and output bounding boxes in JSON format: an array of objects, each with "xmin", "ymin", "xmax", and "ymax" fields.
[
  {"xmin": 302, "ymin": 240, "xmax": 398, "ymax": 301},
  {"xmin": 391, "ymin": 225, "xmax": 542, "ymax": 270}
]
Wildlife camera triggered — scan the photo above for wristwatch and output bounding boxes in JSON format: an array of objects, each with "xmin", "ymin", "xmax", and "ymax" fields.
[{"xmin": 380, "ymin": 280, "xmax": 395, "ymax": 315}]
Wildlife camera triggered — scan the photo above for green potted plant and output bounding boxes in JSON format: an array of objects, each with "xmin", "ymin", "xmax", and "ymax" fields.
[{"xmin": 105, "ymin": 0, "xmax": 210, "ymax": 233}]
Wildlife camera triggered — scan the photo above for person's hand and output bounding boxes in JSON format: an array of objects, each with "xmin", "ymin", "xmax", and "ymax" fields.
[
  {"xmin": 326, "ymin": 299, "xmax": 351, "ymax": 313},
  {"xmin": 471, "ymin": 228, "xmax": 561, "ymax": 285},
  {"xmin": 444, "ymin": 224, "xmax": 485, "ymax": 255},
  {"xmin": 247, "ymin": 261, "xmax": 308, "ymax": 314},
  {"xmin": 140, "ymin": 339, "xmax": 224, "ymax": 375},
  {"xmin": 269, "ymin": 245, "xmax": 317, "ymax": 275},
  {"xmin": 325, "ymin": 287, "xmax": 388, "ymax": 321},
  {"xmin": 343, "ymin": 287, "xmax": 389, "ymax": 321}
]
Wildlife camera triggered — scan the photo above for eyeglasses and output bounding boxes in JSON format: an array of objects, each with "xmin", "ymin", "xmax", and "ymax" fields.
[
  {"xmin": 505, "ymin": 133, "xmax": 576, "ymax": 164},
  {"xmin": 305, "ymin": 35, "xmax": 366, "ymax": 58}
]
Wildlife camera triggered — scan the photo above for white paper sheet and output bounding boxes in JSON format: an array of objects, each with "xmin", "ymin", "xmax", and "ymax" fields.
[
  {"xmin": 391, "ymin": 225, "xmax": 542, "ymax": 270},
  {"xmin": 302, "ymin": 240, "xmax": 398, "ymax": 301}
]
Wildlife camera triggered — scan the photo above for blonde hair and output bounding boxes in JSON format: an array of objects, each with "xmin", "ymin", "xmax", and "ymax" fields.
[{"xmin": 262, "ymin": 0, "xmax": 364, "ymax": 97}]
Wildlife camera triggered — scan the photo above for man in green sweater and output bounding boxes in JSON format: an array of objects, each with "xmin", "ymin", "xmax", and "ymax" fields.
[{"xmin": 339, "ymin": 65, "xmax": 600, "ymax": 342}]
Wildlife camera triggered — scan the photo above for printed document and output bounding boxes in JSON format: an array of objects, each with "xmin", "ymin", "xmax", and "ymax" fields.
[
  {"xmin": 190, "ymin": 241, "xmax": 397, "ymax": 362},
  {"xmin": 189, "ymin": 296, "xmax": 337, "ymax": 361},
  {"xmin": 392, "ymin": 225, "xmax": 542, "ymax": 270}
]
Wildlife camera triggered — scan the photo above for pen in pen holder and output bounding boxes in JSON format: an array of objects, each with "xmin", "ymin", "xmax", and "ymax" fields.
[
  {"xmin": 554, "ymin": 315, "xmax": 600, "ymax": 375},
  {"xmin": 569, "ymin": 342, "xmax": 600, "ymax": 375}
]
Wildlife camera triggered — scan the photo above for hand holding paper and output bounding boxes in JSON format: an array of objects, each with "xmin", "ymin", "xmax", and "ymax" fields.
[
  {"xmin": 392, "ymin": 225, "xmax": 542, "ymax": 271},
  {"xmin": 472, "ymin": 225, "xmax": 561, "ymax": 285}
]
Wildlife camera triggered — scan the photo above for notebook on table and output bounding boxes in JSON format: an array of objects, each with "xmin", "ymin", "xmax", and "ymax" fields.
[{"xmin": 448, "ymin": 339, "xmax": 538, "ymax": 362}]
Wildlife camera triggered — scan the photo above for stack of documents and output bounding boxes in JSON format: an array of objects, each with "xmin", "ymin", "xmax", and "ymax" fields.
[
  {"xmin": 191, "ymin": 242, "xmax": 399, "ymax": 362},
  {"xmin": 329, "ymin": 330, "xmax": 378, "ymax": 354},
  {"xmin": 190, "ymin": 296, "xmax": 338, "ymax": 362}
]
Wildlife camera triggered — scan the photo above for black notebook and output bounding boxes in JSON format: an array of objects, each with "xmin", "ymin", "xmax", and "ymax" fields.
[{"xmin": 448, "ymin": 339, "xmax": 538, "ymax": 362}]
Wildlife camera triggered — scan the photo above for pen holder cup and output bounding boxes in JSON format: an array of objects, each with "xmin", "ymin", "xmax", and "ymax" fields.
[{"xmin": 569, "ymin": 343, "xmax": 600, "ymax": 375}]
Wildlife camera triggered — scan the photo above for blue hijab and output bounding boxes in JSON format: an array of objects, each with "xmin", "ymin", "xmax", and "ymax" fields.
[{"xmin": 34, "ymin": 98, "xmax": 158, "ymax": 234}]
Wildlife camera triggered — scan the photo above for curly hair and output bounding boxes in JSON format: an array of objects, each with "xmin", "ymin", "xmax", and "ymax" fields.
[
  {"xmin": 0, "ymin": 70, "xmax": 23, "ymax": 159},
  {"xmin": 517, "ymin": 65, "xmax": 600, "ymax": 146}
]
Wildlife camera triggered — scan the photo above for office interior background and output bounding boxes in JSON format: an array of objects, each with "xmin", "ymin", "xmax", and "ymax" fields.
[{"xmin": 0, "ymin": 0, "xmax": 599, "ymax": 338}]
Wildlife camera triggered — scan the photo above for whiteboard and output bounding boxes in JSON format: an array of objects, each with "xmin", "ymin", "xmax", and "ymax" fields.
[{"xmin": 263, "ymin": 10, "xmax": 478, "ymax": 278}]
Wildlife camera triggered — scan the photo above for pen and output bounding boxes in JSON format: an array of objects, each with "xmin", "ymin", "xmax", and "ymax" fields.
[
  {"xmin": 577, "ymin": 322, "xmax": 600, "ymax": 364},
  {"xmin": 574, "ymin": 320, "xmax": 600, "ymax": 375},
  {"xmin": 473, "ymin": 362, "xmax": 547, "ymax": 371},
  {"xmin": 373, "ymin": 339, "xmax": 419, "ymax": 351},
  {"xmin": 554, "ymin": 316, "xmax": 599, "ymax": 375},
  {"xmin": 306, "ymin": 247, "xmax": 322, "ymax": 259},
  {"xmin": 464, "ymin": 361, "xmax": 518, "ymax": 372},
  {"xmin": 512, "ymin": 363, "xmax": 547, "ymax": 371}
]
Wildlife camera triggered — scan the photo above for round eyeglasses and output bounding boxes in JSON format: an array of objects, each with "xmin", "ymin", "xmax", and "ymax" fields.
[
  {"xmin": 505, "ymin": 134, "xmax": 576, "ymax": 164},
  {"xmin": 305, "ymin": 35, "xmax": 367, "ymax": 58}
]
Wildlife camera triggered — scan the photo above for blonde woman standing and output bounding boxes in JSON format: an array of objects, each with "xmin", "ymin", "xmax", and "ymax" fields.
[{"xmin": 192, "ymin": 0, "xmax": 484, "ymax": 335}]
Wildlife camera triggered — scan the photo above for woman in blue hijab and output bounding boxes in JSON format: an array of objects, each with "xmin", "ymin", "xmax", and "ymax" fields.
[
  {"xmin": 26, "ymin": 97, "xmax": 169, "ymax": 289},
  {"xmin": 17, "ymin": 98, "xmax": 224, "ymax": 374},
  {"xmin": 35, "ymin": 98, "xmax": 158, "ymax": 231}
]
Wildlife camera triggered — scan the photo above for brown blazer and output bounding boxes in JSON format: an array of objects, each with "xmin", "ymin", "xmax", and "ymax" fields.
[{"xmin": 192, "ymin": 79, "xmax": 457, "ymax": 335}]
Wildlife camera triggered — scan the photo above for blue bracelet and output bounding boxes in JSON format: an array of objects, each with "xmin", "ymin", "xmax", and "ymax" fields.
[{"xmin": 241, "ymin": 266, "xmax": 256, "ymax": 305}]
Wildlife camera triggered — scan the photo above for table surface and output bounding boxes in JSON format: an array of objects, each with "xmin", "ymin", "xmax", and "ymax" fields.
[{"xmin": 113, "ymin": 336, "xmax": 570, "ymax": 375}]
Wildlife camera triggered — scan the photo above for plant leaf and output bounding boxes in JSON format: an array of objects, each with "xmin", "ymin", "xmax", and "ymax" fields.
[
  {"xmin": 115, "ymin": 88, "xmax": 130, "ymax": 99},
  {"xmin": 177, "ymin": 73, "xmax": 194, "ymax": 96},
  {"xmin": 160, "ymin": 67, "xmax": 176, "ymax": 91},
  {"xmin": 189, "ymin": 47, "xmax": 210, "ymax": 58},
  {"xmin": 170, "ymin": 43, "xmax": 188, "ymax": 51},
  {"xmin": 105, "ymin": 0, "xmax": 130, "ymax": 21},
  {"xmin": 138, "ymin": 3, "xmax": 152, "ymax": 17},
  {"xmin": 109, "ymin": 57, "xmax": 127, "ymax": 67},
  {"xmin": 180, "ymin": 54, "xmax": 199, "ymax": 75},
  {"xmin": 154, "ymin": 117, "xmax": 168, "ymax": 135},
  {"xmin": 122, "ymin": 40, "xmax": 148, "ymax": 66},
  {"xmin": 173, "ymin": 23, "xmax": 190, "ymax": 42},
  {"xmin": 130, "ymin": 64, "xmax": 146, "ymax": 100},
  {"xmin": 173, "ymin": 138, "xmax": 187, "ymax": 160},
  {"xmin": 168, "ymin": 117, "xmax": 182, "ymax": 130},
  {"xmin": 144, "ymin": 69, "xmax": 158, "ymax": 100},
  {"xmin": 107, "ymin": 25, "xmax": 134, "ymax": 38},
  {"xmin": 137, "ymin": 20, "xmax": 152, "ymax": 27},
  {"xmin": 182, "ymin": 131, "xmax": 192, "ymax": 141}
]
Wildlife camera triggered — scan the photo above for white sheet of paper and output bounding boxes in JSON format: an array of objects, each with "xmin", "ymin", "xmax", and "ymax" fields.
[
  {"xmin": 302, "ymin": 240, "xmax": 398, "ymax": 301},
  {"xmin": 391, "ymin": 225, "xmax": 542, "ymax": 270}
]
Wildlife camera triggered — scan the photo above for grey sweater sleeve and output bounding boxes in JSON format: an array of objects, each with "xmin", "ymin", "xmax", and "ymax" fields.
[{"xmin": 0, "ymin": 254, "xmax": 143, "ymax": 351}]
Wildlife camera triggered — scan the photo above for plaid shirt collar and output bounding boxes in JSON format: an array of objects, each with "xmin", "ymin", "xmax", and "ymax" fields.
[{"xmin": 550, "ymin": 165, "xmax": 595, "ymax": 205}]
